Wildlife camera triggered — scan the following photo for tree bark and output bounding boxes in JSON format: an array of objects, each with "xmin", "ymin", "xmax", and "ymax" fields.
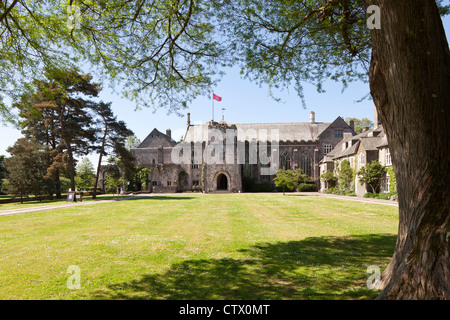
[
  {"xmin": 93, "ymin": 123, "xmax": 108, "ymax": 200},
  {"xmin": 55, "ymin": 168, "xmax": 62, "ymax": 199},
  {"xmin": 365, "ymin": 0, "xmax": 450, "ymax": 299},
  {"xmin": 65, "ymin": 140, "xmax": 76, "ymax": 192}
]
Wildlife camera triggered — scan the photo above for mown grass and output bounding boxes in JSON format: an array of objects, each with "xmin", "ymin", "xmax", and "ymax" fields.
[
  {"xmin": 0, "ymin": 194, "xmax": 139, "ymax": 211},
  {"xmin": 0, "ymin": 193, "xmax": 398, "ymax": 300}
]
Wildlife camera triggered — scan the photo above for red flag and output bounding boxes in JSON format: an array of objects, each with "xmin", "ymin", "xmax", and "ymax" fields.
[{"xmin": 213, "ymin": 93, "xmax": 222, "ymax": 101}]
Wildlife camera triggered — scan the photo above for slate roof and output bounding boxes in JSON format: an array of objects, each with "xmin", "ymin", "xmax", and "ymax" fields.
[
  {"xmin": 183, "ymin": 121, "xmax": 332, "ymax": 143},
  {"xmin": 329, "ymin": 125, "xmax": 386, "ymax": 160},
  {"xmin": 137, "ymin": 128, "xmax": 177, "ymax": 148},
  {"xmin": 376, "ymin": 135, "xmax": 389, "ymax": 148},
  {"xmin": 360, "ymin": 136, "xmax": 385, "ymax": 151}
]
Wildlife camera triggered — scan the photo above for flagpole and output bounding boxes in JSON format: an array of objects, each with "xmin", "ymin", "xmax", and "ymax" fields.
[{"xmin": 212, "ymin": 92, "xmax": 214, "ymax": 122}]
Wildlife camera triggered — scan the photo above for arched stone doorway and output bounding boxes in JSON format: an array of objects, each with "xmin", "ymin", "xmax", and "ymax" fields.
[{"xmin": 217, "ymin": 173, "xmax": 228, "ymax": 190}]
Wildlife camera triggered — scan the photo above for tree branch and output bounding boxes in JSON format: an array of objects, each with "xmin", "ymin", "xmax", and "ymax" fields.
[{"xmin": 0, "ymin": 0, "xmax": 20, "ymax": 23}]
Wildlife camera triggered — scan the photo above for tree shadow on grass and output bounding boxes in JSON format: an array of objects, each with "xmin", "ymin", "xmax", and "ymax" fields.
[
  {"xmin": 94, "ymin": 234, "xmax": 396, "ymax": 300},
  {"xmin": 90, "ymin": 195, "xmax": 195, "ymax": 202}
]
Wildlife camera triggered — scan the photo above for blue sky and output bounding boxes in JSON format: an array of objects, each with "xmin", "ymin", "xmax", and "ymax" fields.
[{"xmin": 1, "ymin": 14, "xmax": 449, "ymax": 170}]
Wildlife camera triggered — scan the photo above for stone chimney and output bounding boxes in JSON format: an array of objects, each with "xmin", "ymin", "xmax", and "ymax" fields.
[
  {"xmin": 187, "ymin": 113, "xmax": 191, "ymax": 126},
  {"xmin": 166, "ymin": 128, "xmax": 171, "ymax": 138},
  {"xmin": 349, "ymin": 120, "xmax": 355, "ymax": 132},
  {"xmin": 310, "ymin": 111, "xmax": 315, "ymax": 124}
]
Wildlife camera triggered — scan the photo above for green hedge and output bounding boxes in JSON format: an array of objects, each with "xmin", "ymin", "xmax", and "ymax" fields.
[
  {"xmin": 249, "ymin": 183, "xmax": 274, "ymax": 192},
  {"xmin": 297, "ymin": 183, "xmax": 317, "ymax": 192}
]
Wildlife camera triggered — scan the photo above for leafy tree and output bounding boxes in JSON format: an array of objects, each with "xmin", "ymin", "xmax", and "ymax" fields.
[
  {"xmin": 103, "ymin": 143, "xmax": 136, "ymax": 195},
  {"xmin": 3, "ymin": 138, "xmax": 53, "ymax": 202},
  {"xmin": 133, "ymin": 165, "xmax": 150, "ymax": 192},
  {"xmin": 112, "ymin": 143, "xmax": 136, "ymax": 186},
  {"xmin": 103, "ymin": 165, "xmax": 124, "ymax": 195},
  {"xmin": 125, "ymin": 135, "xmax": 142, "ymax": 151},
  {"xmin": 0, "ymin": 155, "xmax": 6, "ymax": 194},
  {"xmin": 91, "ymin": 101, "xmax": 134, "ymax": 199},
  {"xmin": 75, "ymin": 157, "xmax": 95, "ymax": 192},
  {"xmin": 320, "ymin": 170, "xmax": 337, "ymax": 190},
  {"xmin": 273, "ymin": 169, "xmax": 296, "ymax": 195},
  {"xmin": 292, "ymin": 169, "xmax": 308, "ymax": 186},
  {"xmin": 338, "ymin": 160, "xmax": 354, "ymax": 191},
  {"xmin": 273, "ymin": 169, "xmax": 307, "ymax": 194},
  {"xmin": 15, "ymin": 68, "xmax": 101, "ymax": 192},
  {"xmin": 0, "ymin": 1, "xmax": 75, "ymax": 122},
  {"xmin": 345, "ymin": 117, "xmax": 374, "ymax": 134},
  {"xmin": 357, "ymin": 160, "xmax": 385, "ymax": 194}
]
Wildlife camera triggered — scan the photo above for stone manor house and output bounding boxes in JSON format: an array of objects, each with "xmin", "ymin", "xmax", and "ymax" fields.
[
  {"xmin": 125, "ymin": 111, "xmax": 357, "ymax": 193},
  {"xmin": 319, "ymin": 107, "xmax": 394, "ymax": 196}
]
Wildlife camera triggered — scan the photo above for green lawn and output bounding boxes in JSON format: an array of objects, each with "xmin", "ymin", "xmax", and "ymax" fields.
[
  {"xmin": 0, "ymin": 193, "xmax": 398, "ymax": 300},
  {"xmin": 0, "ymin": 194, "xmax": 137, "ymax": 211}
]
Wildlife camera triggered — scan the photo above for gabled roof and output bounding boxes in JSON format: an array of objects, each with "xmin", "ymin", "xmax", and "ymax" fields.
[
  {"xmin": 137, "ymin": 128, "xmax": 176, "ymax": 148},
  {"xmin": 331, "ymin": 125, "xmax": 386, "ymax": 160}
]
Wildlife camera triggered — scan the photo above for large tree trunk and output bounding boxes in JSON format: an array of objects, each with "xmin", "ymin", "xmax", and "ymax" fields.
[
  {"xmin": 63, "ymin": 140, "xmax": 76, "ymax": 192},
  {"xmin": 55, "ymin": 168, "xmax": 62, "ymax": 199},
  {"xmin": 93, "ymin": 137, "xmax": 106, "ymax": 200},
  {"xmin": 365, "ymin": 0, "xmax": 450, "ymax": 299}
]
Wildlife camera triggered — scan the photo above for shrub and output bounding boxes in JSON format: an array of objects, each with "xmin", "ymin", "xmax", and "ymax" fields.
[
  {"xmin": 242, "ymin": 176, "xmax": 256, "ymax": 192},
  {"xmin": 376, "ymin": 193, "xmax": 391, "ymax": 200},
  {"xmin": 297, "ymin": 183, "xmax": 317, "ymax": 192},
  {"xmin": 273, "ymin": 169, "xmax": 297, "ymax": 194},
  {"xmin": 343, "ymin": 190, "xmax": 356, "ymax": 196},
  {"xmin": 242, "ymin": 177, "xmax": 274, "ymax": 192},
  {"xmin": 338, "ymin": 160, "xmax": 353, "ymax": 191},
  {"xmin": 385, "ymin": 166, "xmax": 397, "ymax": 194},
  {"xmin": 320, "ymin": 170, "xmax": 337, "ymax": 189},
  {"xmin": 251, "ymin": 183, "xmax": 274, "ymax": 192},
  {"xmin": 326, "ymin": 187, "xmax": 337, "ymax": 194},
  {"xmin": 357, "ymin": 161, "xmax": 386, "ymax": 194},
  {"xmin": 364, "ymin": 192, "xmax": 376, "ymax": 198}
]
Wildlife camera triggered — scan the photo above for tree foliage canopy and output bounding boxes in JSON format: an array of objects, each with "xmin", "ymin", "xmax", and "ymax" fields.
[
  {"xmin": 75, "ymin": 157, "xmax": 95, "ymax": 191},
  {"xmin": 273, "ymin": 168, "xmax": 308, "ymax": 194},
  {"xmin": 357, "ymin": 160, "xmax": 385, "ymax": 193},
  {"xmin": 15, "ymin": 67, "xmax": 102, "ymax": 191},
  {"xmin": 345, "ymin": 117, "xmax": 373, "ymax": 133},
  {"xmin": 338, "ymin": 159, "xmax": 353, "ymax": 191},
  {"xmin": 2, "ymin": 0, "xmax": 448, "ymax": 117},
  {"xmin": 3, "ymin": 137, "xmax": 53, "ymax": 200}
]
